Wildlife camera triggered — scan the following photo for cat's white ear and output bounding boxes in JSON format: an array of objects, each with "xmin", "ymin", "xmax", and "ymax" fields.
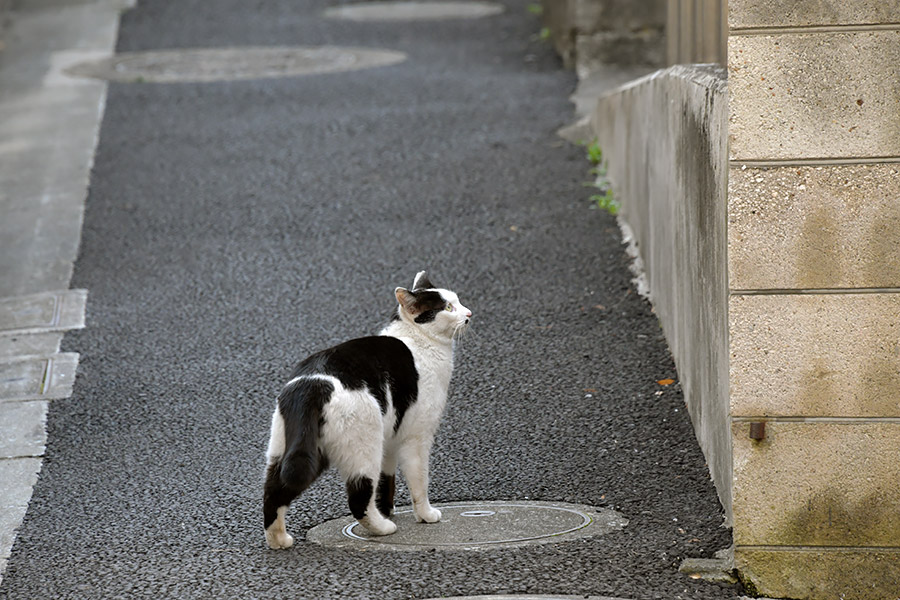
[
  {"xmin": 412, "ymin": 271, "xmax": 433, "ymax": 291},
  {"xmin": 395, "ymin": 287, "xmax": 418, "ymax": 314}
]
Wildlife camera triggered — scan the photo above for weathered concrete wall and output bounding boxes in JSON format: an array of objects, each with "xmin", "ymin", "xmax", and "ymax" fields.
[
  {"xmin": 542, "ymin": 0, "xmax": 666, "ymax": 75},
  {"xmin": 591, "ymin": 66, "xmax": 731, "ymax": 520},
  {"xmin": 728, "ymin": 1, "xmax": 900, "ymax": 597}
]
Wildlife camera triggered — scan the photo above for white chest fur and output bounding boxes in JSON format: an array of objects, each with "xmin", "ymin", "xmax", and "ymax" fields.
[{"xmin": 393, "ymin": 334, "xmax": 453, "ymax": 440}]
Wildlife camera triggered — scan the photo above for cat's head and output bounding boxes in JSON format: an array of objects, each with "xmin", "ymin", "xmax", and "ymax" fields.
[{"xmin": 394, "ymin": 271, "xmax": 471, "ymax": 340}]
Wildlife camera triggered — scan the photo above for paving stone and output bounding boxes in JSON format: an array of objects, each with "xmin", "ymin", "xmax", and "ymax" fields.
[
  {"xmin": 0, "ymin": 457, "xmax": 42, "ymax": 559},
  {"xmin": 0, "ymin": 289, "xmax": 86, "ymax": 336},
  {"xmin": 0, "ymin": 0, "xmax": 116, "ymax": 299},
  {"xmin": 0, "ymin": 353, "xmax": 79, "ymax": 401},
  {"xmin": 0, "ymin": 401, "xmax": 46, "ymax": 458},
  {"xmin": 678, "ymin": 557, "xmax": 738, "ymax": 584},
  {"xmin": 0, "ymin": 332, "xmax": 62, "ymax": 360}
]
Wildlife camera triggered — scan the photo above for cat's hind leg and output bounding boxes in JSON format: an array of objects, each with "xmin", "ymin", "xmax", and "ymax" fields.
[
  {"xmin": 376, "ymin": 449, "xmax": 398, "ymax": 517},
  {"xmin": 263, "ymin": 449, "xmax": 326, "ymax": 549},
  {"xmin": 263, "ymin": 460, "xmax": 298, "ymax": 549},
  {"xmin": 376, "ymin": 472, "xmax": 396, "ymax": 517},
  {"xmin": 347, "ymin": 475, "xmax": 397, "ymax": 536},
  {"xmin": 263, "ymin": 378, "xmax": 330, "ymax": 549},
  {"xmin": 321, "ymin": 386, "xmax": 397, "ymax": 536}
]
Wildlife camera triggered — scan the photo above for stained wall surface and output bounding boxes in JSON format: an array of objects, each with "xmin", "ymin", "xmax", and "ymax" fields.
[
  {"xmin": 728, "ymin": 1, "xmax": 900, "ymax": 597},
  {"xmin": 592, "ymin": 66, "xmax": 731, "ymax": 522}
]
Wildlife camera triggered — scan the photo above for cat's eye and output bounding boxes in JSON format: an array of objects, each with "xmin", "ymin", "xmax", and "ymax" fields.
[{"xmin": 444, "ymin": 304, "xmax": 454, "ymax": 312}]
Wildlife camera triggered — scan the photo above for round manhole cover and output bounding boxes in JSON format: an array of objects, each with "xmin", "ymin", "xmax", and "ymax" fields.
[
  {"xmin": 420, "ymin": 596, "xmax": 634, "ymax": 600},
  {"xmin": 63, "ymin": 46, "xmax": 407, "ymax": 83},
  {"xmin": 306, "ymin": 501, "xmax": 627, "ymax": 551},
  {"xmin": 323, "ymin": 1, "xmax": 504, "ymax": 21}
]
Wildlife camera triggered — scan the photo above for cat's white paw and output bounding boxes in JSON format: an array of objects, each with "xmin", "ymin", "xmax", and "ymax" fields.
[
  {"xmin": 360, "ymin": 515, "xmax": 397, "ymax": 536},
  {"xmin": 265, "ymin": 530, "xmax": 294, "ymax": 550},
  {"xmin": 415, "ymin": 505, "xmax": 442, "ymax": 524}
]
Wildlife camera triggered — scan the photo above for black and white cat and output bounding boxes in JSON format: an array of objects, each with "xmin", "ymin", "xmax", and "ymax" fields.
[{"xmin": 263, "ymin": 272, "xmax": 471, "ymax": 549}]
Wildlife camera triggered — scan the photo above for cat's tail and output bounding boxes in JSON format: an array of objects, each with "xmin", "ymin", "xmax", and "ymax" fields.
[{"xmin": 273, "ymin": 376, "xmax": 332, "ymax": 486}]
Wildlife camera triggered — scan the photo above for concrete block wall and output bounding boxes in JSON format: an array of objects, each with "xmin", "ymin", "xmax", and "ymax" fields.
[
  {"xmin": 592, "ymin": 65, "xmax": 732, "ymax": 520},
  {"xmin": 728, "ymin": 1, "xmax": 900, "ymax": 598}
]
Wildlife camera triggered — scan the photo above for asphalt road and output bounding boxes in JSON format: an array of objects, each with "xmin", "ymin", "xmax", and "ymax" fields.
[{"xmin": 0, "ymin": 0, "xmax": 740, "ymax": 598}]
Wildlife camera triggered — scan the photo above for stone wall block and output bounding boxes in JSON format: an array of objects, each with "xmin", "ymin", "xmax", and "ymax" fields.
[
  {"xmin": 728, "ymin": 31, "xmax": 900, "ymax": 160},
  {"xmin": 729, "ymin": 0, "xmax": 900, "ymax": 29},
  {"xmin": 735, "ymin": 548, "xmax": 900, "ymax": 600},
  {"xmin": 733, "ymin": 421, "xmax": 900, "ymax": 546},
  {"xmin": 730, "ymin": 293, "xmax": 900, "ymax": 417},
  {"xmin": 728, "ymin": 163, "xmax": 900, "ymax": 290}
]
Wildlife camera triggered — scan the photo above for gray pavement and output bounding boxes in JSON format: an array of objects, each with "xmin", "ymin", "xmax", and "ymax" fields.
[{"xmin": 0, "ymin": 0, "xmax": 742, "ymax": 598}]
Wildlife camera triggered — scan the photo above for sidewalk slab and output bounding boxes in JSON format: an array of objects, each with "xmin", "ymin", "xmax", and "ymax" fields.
[
  {"xmin": 0, "ymin": 289, "xmax": 86, "ymax": 336},
  {"xmin": 0, "ymin": 401, "xmax": 47, "ymax": 458},
  {"xmin": 0, "ymin": 457, "xmax": 42, "ymax": 583},
  {"xmin": 0, "ymin": 332, "xmax": 62, "ymax": 360},
  {"xmin": 0, "ymin": 0, "xmax": 124, "ymax": 298},
  {"xmin": 0, "ymin": 354, "xmax": 79, "ymax": 401}
]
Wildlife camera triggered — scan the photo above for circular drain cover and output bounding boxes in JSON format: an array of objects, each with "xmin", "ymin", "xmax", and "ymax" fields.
[
  {"xmin": 64, "ymin": 46, "xmax": 407, "ymax": 83},
  {"xmin": 323, "ymin": 1, "xmax": 504, "ymax": 21},
  {"xmin": 306, "ymin": 501, "xmax": 627, "ymax": 551},
  {"xmin": 421, "ymin": 596, "xmax": 633, "ymax": 600}
]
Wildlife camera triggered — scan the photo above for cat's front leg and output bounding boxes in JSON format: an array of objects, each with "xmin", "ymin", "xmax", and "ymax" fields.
[
  {"xmin": 400, "ymin": 442, "xmax": 441, "ymax": 523},
  {"xmin": 415, "ymin": 500, "xmax": 442, "ymax": 523}
]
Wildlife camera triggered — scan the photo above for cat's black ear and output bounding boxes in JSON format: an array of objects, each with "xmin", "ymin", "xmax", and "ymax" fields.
[{"xmin": 412, "ymin": 271, "xmax": 434, "ymax": 291}]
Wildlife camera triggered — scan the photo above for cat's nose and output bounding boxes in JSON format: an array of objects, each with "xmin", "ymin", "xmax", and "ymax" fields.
[{"xmin": 465, "ymin": 309, "xmax": 472, "ymax": 318}]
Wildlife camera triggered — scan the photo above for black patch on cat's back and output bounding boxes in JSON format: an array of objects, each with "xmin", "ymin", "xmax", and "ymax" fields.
[{"xmin": 290, "ymin": 336, "xmax": 418, "ymax": 429}]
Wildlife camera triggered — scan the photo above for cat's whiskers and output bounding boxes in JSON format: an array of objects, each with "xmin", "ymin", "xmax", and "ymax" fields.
[{"xmin": 451, "ymin": 321, "xmax": 473, "ymax": 350}]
